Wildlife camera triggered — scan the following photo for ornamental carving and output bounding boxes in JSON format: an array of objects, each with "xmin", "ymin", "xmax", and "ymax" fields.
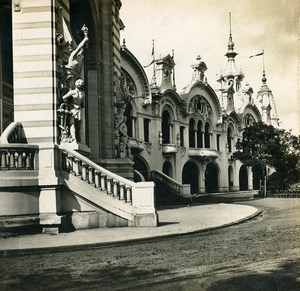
[
  {"xmin": 121, "ymin": 71, "xmax": 136, "ymax": 100},
  {"xmin": 243, "ymin": 113, "xmax": 255, "ymax": 127},
  {"xmin": 56, "ymin": 11, "xmax": 89, "ymax": 144},
  {"xmin": 188, "ymin": 96, "xmax": 212, "ymax": 119}
]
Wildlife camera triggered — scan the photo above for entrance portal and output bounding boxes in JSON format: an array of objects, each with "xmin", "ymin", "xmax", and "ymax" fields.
[
  {"xmin": 239, "ymin": 165, "xmax": 248, "ymax": 191},
  {"xmin": 205, "ymin": 162, "xmax": 219, "ymax": 193},
  {"xmin": 182, "ymin": 161, "xmax": 199, "ymax": 194}
]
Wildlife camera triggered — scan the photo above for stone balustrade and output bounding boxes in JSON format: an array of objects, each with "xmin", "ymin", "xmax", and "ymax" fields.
[
  {"xmin": 148, "ymin": 170, "xmax": 191, "ymax": 197},
  {"xmin": 60, "ymin": 146, "xmax": 158, "ymax": 227},
  {"xmin": 0, "ymin": 121, "xmax": 24, "ymax": 144},
  {"xmin": 61, "ymin": 148, "xmax": 133, "ymax": 204},
  {"xmin": 0, "ymin": 145, "xmax": 37, "ymax": 171}
]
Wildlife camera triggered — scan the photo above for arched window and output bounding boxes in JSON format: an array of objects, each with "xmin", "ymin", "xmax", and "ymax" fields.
[
  {"xmin": 189, "ymin": 119, "xmax": 196, "ymax": 148},
  {"xmin": 124, "ymin": 104, "xmax": 134, "ymax": 138},
  {"xmin": 227, "ymin": 127, "xmax": 232, "ymax": 153},
  {"xmin": 197, "ymin": 121, "xmax": 203, "ymax": 148},
  {"xmin": 162, "ymin": 110, "xmax": 171, "ymax": 144},
  {"xmin": 204, "ymin": 122, "xmax": 210, "ymax": 148}
]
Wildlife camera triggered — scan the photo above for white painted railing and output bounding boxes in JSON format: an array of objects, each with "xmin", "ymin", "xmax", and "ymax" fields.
[
  {"xmin": 59, "ymin": 145, "xmax": 157, "ymax": 223},
  {"xmin": 148, "ymin": 170, "xmax": 191, "ymax": 197},
  {"xmin": 0, "ymin": 122, "xmax": 24, "ymax": 144},
  {"xmin": 0, "ymin": 144, "xmax": 38, "ymax": 171}
]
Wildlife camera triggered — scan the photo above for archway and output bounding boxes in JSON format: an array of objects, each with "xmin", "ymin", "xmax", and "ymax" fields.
[
  {"xmin": 182, "ymin": 161, "xmax": 199, "ymax": 194},
  {"xmin": 228, "ymin": 166, "xmax": 234, "ymax": 191},
  {"xmin": 133, "ymin": 156, "xmax": 149, "ymax": 182},
  {"xmin": 162, "ymin": 161, "xmax": 173, "ymax": 178},
  {"xmin": 239, "ymin": 165, "xmax": 248, "ymax": 191},
  {"xmin": 205, "ymin": 162, "xmax": 219, "ymax": 193},
  {"xmin": 252, "ymin": 164, "xmax": 264, "ymax": 190}
]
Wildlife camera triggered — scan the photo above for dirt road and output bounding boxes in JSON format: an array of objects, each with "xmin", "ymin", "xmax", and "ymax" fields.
[{"xmin": 1, "ymin": 198, "xmax": 300, "ymax": 290}]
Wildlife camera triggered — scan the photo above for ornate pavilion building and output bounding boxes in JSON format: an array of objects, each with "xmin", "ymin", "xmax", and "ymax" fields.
[{"xmin": 0, "ymin": 0, "xmax": 280, "ymax": 232}]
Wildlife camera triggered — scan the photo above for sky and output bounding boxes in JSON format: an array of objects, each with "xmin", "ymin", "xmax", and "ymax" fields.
[{"xmin": 120, "ymin": 0, "xmax": 300, "ymax": 136}]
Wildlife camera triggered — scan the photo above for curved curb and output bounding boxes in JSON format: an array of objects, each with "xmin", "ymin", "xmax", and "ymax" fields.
[{"xmin": 0, "ymin": 209, "xmax": 262, "ymax": 257}]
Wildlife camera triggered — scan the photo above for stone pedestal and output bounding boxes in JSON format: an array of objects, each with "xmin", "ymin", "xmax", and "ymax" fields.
[{"xmin": 39, "ymin": 187, "xmax": 61, "ymax": 234}]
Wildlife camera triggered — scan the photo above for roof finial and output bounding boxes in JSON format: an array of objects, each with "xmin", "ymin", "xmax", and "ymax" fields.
[
  {"xmin": 262, "ymin": 49, "xmax": 267, "ymax": 84},
  {"xmin": 229, "ymin": 12, "xmax": 232, "ymax": 36},
  {"xmin": 172, "ymin": 49, "xmax": 176, "ymax": 91},
  {"xmin": 227, "ymin": 12, "xmax": 234, "ymax": 51}
]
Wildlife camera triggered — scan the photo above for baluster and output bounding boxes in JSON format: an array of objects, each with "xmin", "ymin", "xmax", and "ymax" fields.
[
  {"xmin": 113, "ymin": 181, "xmax": 119, "ymax": 198},
  {"xmin": 74, "ymin": 158, "xmax": 80, "ymax": 176},
  {"xmin": 81, "ymin": 163, "xmax": 87, "ymax": 181},
  {"xmin": 9, "ymin": 151, "xmax": 16, "ymax": 169},
  {"xmin": 119, "ymin": 184, "xmax": 125, "ymax": 200},
  {"xmin": 88, "ymin": 166, "xmax": 94, "ymax": 184},
  {"xmin": 107, "ymin": 177, "xmax": 112, "ymax": 194},
  {"xmin": 101, "ymin": 174, "xmax": 107, "ymax": 191},
  {"xmin": 17, "ymin": 151, "xmax": 23, "ymax": 169},
  {"xmin": 126, "ymin": 187, "xmax": 132, "ymax": 203},
  {"xmin": 22, "ymin": 152, "xmax": 26, "ymax": 169},
  {"xmin": 68, "ymin": 155, "xmax": 75, "ymax": 173},
  {"xmin": 94, "ymin": 171, "xmax": 100, "ymax": 188},
  {"xmin": 1, "ymin": 151, "xmax": 7, "ymax": 169},
  {"xmin": 25, "ymin": 152, "xmax": 32, "ymax": 169},
  {"xmin": 62, "ymin": 152, "xmax": 69, "ymax": 171}
]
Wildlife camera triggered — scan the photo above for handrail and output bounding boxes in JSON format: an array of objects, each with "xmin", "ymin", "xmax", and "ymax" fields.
[
  {"xmin": 60, "ymin": 144, "xmax": 136, "ymax": 187},
  {"xmin": 0, "ymin": 122, "xmax": 24, "ymax": 144},
  {"xmin": 59, "ymin": 145, "xmax": 157, "ymax": 226},
  {"xmin": 59, "ymin": 145, "xmax": 141, "ymax": 206},
  {"xmin": 148, "ymin": 170, "xmax": 191, "ymax": 196},
  {"xmin": 0, "ymin": 144, "xmax": 38, "ymax": 171}
]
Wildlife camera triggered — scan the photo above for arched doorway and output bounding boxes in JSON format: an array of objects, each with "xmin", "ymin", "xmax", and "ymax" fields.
[
  {"xmin": 239, "ymin": 165, "xmax": 248, "ymax": 191},
  {"xmin": 162, "ymin": 161, "xmax": 173, "ymax": 178},
  {"xmin": 133, "ymin": 156, "xmax": 149, "ymax": 182},
  {"xmin": 182, "ymin": 161, "xmax": 199, "ymax": 194},
  {"xmin": 228, "ymin": 166, "xmax": 233, "ymax": 191},
  {"xmin": 205, "ymin": 162, "xmax": 219, "ymax": 193},
  {"xmin": 252, "ymin": 164, "xmax": 264, "ymax": 190}
]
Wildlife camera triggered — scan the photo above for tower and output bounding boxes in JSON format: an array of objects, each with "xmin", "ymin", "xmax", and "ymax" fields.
[
  {"xmin": 217, "ymin": 13, "xmax": 244, "ymax": 113},
  {"xmin": 255, "ymin": 69, "xmax": 280, "ymax": 127}
]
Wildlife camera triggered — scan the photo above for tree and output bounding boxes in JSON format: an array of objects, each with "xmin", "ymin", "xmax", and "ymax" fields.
[{"xmin": 233, "ymin": 122, "xmax": 300, "ymax": 191}]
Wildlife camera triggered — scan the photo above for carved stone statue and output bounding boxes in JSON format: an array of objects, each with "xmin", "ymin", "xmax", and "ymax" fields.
[
  {"xmin": 64, "ymin": 33, "xmax": 89, "ymax": 90},
  {"xmin": 60, "ymin": 79, "xmax": 85, "ymax": 142},
  {"xmin": 56, "ymin": 23, "xmax": 88, "ymax": 144}
]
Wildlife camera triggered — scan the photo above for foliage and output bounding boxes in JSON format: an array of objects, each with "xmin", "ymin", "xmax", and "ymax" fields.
[{"xmin": 233, "ymin": 122, "xmax": 300, "ymax": 190}]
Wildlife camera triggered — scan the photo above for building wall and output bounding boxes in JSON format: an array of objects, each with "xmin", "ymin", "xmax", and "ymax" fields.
[{"xmin": 121, "ymin": 50, "xmax": 262, "ymax": 194}]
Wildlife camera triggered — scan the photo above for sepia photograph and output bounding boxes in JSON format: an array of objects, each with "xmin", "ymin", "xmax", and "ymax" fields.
[{"xmin": 0, "ymin": 0, "xmax": 299, "ymax": 290}]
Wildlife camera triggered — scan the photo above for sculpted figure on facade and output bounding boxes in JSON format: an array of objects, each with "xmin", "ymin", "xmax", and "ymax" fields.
[
  {"xmin": 64, "ymin": 26, "xmax": 89, "ymax": 90},
  {"xmin": 56, "ymin": 22, "xmax": 88, "ymax": 144},
  {"xmin": 59, "ymin": 79, "xmax": 85, "ymax": 142}
]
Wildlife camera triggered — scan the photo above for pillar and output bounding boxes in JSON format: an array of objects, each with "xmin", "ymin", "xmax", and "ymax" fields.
[{"xmin": 12, "ymin": 0, "xmax": 62, "ymax": 231}]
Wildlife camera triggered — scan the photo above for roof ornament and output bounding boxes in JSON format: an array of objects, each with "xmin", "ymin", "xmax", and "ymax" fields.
[{"xmin": 172, "ymin": 49, "xmax": 177, "ymax": 91}]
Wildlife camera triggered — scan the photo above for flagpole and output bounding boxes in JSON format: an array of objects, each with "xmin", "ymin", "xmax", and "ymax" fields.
[
  {"xmin": 152, "ymin": 39, "xmax": 157, "ymax": 86},
  {"xmin": 263, "ymin": 49, "xmax": 265, "ymax": 72}
]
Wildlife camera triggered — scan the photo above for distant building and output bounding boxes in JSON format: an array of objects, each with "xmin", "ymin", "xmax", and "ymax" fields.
[{"xmin": 0, "ymin": 0, "xmax": 279, "ymax": 232}]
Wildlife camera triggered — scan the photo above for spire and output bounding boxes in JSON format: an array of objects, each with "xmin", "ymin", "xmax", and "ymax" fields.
[
  {"xmin": 225, "ymin": 12, "xmax": 237, "ymax": 59},
  {"xmin": 262, "ymin": 50, "xmax": 267, "ymax": 84},
  {"xmin": 172, "ymin": 49, "xmax": 176, "ymax": 91}
]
